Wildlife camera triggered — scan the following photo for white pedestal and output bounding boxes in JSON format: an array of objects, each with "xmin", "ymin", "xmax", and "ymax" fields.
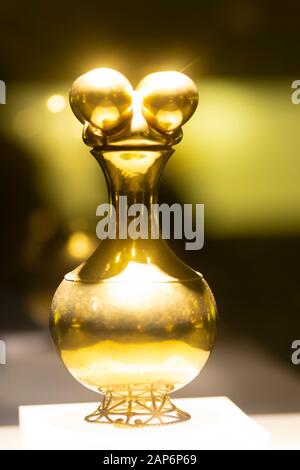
[{"xmin": 19, "ymin": 397, "xmax": 269, "ymax": 450}]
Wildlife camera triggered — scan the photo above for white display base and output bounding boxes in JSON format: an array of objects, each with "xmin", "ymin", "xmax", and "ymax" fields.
[{"xmin": 19, "ymin": 397, "xmax": 269, "ymax": 450}]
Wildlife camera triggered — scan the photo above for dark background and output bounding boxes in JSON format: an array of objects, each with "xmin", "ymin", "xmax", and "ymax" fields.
[{"xmin": 1, "ymin": 0, "xmax": 299, "ymax": 80}]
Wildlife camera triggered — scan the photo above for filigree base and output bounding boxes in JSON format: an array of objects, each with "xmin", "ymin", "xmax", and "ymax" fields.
[{"xmin": 85, "ymin": 385, "xmax": 191, "ymax": 427}]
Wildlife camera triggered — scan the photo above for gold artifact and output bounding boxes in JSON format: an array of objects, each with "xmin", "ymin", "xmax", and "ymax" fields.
[{"xmin": 50, "ymin": 68, "xmax": 217, "ymax": 427}]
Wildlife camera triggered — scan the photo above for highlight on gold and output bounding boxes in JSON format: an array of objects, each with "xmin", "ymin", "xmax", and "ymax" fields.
[
  {"xmin": 70, "ymin": 68, "xmax": 133, "ymax": 131},
  {"xmin": 50, "ymin": 67, "xmax": 217, "ymax": 427},
  {"xmin": 137, "ymin": 71, "xmax": 199, "ymax": 132},
  {"xmin": 69, "ymin": 67, "xmax": 198, "ymax": 148}
]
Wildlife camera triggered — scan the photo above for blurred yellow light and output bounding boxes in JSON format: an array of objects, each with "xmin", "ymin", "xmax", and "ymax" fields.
[
  {"xmin": 66, "ymin": 231, "xmax": 93, "ymax": 259},
  {"xmin": 13, "ymin": 108, "xmax": 41, "ymax": 138},
  {"xmin": 47, "ymin": 95, "xmax": 66, "ymax": 113}
]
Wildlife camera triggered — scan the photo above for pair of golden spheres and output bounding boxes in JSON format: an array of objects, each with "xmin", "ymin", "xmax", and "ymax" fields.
[{"xmin": 70, "ymin": 68, "xmax": 199, "ymax": 137}]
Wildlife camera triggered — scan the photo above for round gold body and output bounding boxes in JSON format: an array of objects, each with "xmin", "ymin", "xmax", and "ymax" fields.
[
  {"xmin": 51, "ymin": 269, "xmax": 216, "ymax": 393},
  {"xmin": 50, "ymin": 240, "xmax": 217, "ymax": 426}
]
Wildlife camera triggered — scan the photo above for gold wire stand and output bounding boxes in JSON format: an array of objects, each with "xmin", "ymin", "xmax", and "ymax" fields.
[{"xmin": 85, "ymin": 384, "xmax": 191, "ymax": 428}]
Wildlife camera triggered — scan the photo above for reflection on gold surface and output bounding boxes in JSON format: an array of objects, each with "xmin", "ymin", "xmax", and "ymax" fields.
[
  {"xmin": 50, "ymin": 68, "xmax": 218, "ymax": 427},
  {"xmin": 62, "ymin": 339, "xmax": 209, "ymax": 390},
  {"xmin": 52, "ymin": 268, "xmax": 216, "ymax": 394},
  {"xmin": 137, "ymin": 71, "xmax": 198, "ymax": 132},
  {"xmin": 70, "ymin": 68, "xmax": 132, "ymax": 130}
]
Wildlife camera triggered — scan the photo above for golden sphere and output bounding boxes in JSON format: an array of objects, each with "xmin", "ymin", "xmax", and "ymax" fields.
[
  {"xmin": 137, "ymin": 71, "xmax": 198, "ymax": 132},
  {"xmin": 70, "ymin": 68, "xmax": 133, "ymax": 131}
]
